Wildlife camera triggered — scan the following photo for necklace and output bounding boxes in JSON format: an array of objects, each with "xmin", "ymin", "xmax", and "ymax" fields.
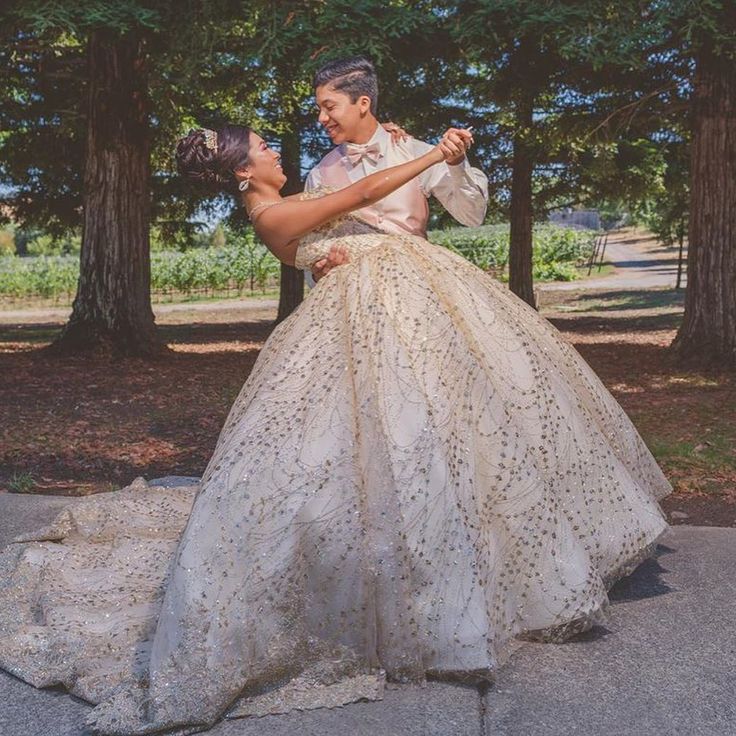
[{"xmin": 246, "ymin": 200, "xmax": 283, "ymax": 222}]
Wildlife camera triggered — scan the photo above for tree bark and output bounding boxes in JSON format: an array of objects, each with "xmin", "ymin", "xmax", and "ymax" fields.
[
  {"xmin": 52, "ymin": 30, "xmax": 164, "ymax": 357},
  {"xmin": 675, "ymin": 220, "xmax": 685, "ymax": 291},
  {"xmin": 671, "ymin": 48, "xmax": 736, "ymax": 368},
  {"xmin": 13, "ymin": 230, "xmax": 30, "ymax": 257},
  {"xmin": 508, "ymin": 90, "xmax": 536, "ymax": 308},
  {"xmin": 276, "ymin": 127, "xmax": 305, "ymax": 324}
]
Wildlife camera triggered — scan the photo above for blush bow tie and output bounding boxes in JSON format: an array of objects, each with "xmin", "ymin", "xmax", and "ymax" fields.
[{"xmin": 344, "ymin": 142, "xmax": 383, "ymax": 166}]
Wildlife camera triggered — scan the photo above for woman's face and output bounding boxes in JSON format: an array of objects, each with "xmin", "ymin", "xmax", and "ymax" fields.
[{"xmin": 243, "ymin": 133, "xmax": 286, "ymax": 190}]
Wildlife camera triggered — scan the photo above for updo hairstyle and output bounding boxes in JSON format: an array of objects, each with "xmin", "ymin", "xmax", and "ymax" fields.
[{"xmin": 175, "ymin": 125, "xmax": 252, "ymax": 194}]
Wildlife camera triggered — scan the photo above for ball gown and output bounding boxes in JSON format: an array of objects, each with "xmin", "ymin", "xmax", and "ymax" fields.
[{"xmin": 0, "ymin": 205, "xmax": 671, "ymax": 734}]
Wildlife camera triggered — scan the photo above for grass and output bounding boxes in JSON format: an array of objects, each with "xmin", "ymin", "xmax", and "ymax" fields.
[
  {"xmin": 549, "ymin": 287, "xmax": 684, "ymax": 313},
  {"xmin": 8, "ymin": 471, "xmax": 35, "ymax": 493},
  {"xmin": 151, "ymin": 288, "xmax": 280, "ymax": 304},
  {"xmin": 650, "ymin": 433, "xmax": 736, "ymax": 472},
  {"xmin": 573, "ymin": 262, "xmax": 617, "ymax": 280}
]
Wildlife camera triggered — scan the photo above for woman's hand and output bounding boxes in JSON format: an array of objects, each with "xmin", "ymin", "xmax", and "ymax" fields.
[
  {"xmin": 436, "ymin": 128, "xmax": 474, "ymax": 165},
  {"xmin": 311, "ymin": 243, "xmax": 350, "ymax": 282},
  {"xmin": 381, "ymin": 121, "xmax": 410, "ymax": 143}
]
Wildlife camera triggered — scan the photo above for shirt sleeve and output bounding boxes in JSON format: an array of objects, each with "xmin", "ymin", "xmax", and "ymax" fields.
[
  {"xmin": 300, "ymin": 170, "xmax": 318, "ymax": 289},
  {"xmin": 304, "ymin": 166, "xmax": 321, "ymax": 193},
  {"xmin": 412, "ymin": 138, "xmax": 489, "ymax": 227}
]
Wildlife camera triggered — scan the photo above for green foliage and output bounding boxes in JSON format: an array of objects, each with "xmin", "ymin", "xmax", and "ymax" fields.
[
  {"xmin": 1, "ymin": 0, "xmax": 733, "ymax": 288},
  {"xmin": 8, "ymin": 471, "xmax": 35, "ymax": 494},
  {"xmin": 149, "ymin": 234, "xmax": 281, "ymax": 295},
  {"xmin": 0, "ymin": 229, "xmax": 14, "ymax": 255},
  {"xmin": 1, "ymin": 228, "xmax": 281, "ymax": 299},
  {"xmin": 223, "ymin": 227, "xmax": 281, "ymax": 292},
  {"xmin": 0, "ymin": 225, "xmax": 81, "ymax": 255},
  {"xmin": 11, "ymin": 0, "xmax": 448, "ymax": 235},
  {"xmin": 430, "ymin": 224, "xmax": 510, "ymax": 271},
  {"xmin": 451, "ymin": 0, "xmax": 695, "ymax": 226},
  {"xmin": 0, "ymin": 254, "xmax": 79, "ymax": 298},
  {"xmin": 429, "ymin": 223, "xmax": 596, "ymax": 281},
  {"xmin": 1, "ymin": 221, "xmax": 596, "ymax": 299},
  {"xmin": 636, "ymin": 139, "xmax": 689, "ymax": 247},
  {"xmin": 0, "ymin": 1, "xmax": 266, "ymax": 237},
  {"xmin": 5, "ymin": 1, "xmax": 160, "ymax": 34}
]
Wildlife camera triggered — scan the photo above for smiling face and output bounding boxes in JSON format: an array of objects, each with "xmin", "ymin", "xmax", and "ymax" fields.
[
  {"xmin": 315, "ymin": 84, "xmax": 374, "ymax": 145},
  {"xmin": 239, "ymin": 132, "xmax": 286, "ymax": 190}
]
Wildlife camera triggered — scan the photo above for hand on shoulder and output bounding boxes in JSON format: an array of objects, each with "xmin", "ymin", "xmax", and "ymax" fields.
[{"xmin": 381, "ymin": 121, "xmax": 411, "ymax": 144}]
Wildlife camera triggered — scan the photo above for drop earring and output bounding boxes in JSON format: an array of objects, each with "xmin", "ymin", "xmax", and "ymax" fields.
[{"xmin": 238, "ymin": 179, "xmax": 250, "ymax": 192}]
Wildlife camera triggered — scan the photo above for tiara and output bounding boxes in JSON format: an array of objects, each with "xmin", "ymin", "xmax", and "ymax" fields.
[{"xmin": 203, "ymin": 129, "xmax": 218, "ymax": 152}]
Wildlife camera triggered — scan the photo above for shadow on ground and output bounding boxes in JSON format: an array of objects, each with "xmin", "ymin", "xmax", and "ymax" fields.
[
  {"xmin": 566, "ymin": 288, "xmax": 686, "ymax": 312},
  {"xmin": 548, "ymin": 311, "xmax": 682, "ymax": 335}
]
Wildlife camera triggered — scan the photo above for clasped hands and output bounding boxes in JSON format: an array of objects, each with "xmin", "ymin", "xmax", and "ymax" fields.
[{"xmin": 310, "ymin": 123, "xmax": 474, "ymax": 282}]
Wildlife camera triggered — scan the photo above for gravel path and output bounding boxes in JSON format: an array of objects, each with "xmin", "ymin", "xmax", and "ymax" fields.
[
  {"xmin": 0, "ymin": 298, "xmax": 280, "ymax": 324},
  {"xmin": 541, "ymin": 229, "xmax": 687, "ymax": 291}
]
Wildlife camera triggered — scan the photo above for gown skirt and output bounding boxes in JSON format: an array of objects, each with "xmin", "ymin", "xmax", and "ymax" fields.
[{"xmin": 0, "ymin": 216, "xmax": 671, "ymax": 734}]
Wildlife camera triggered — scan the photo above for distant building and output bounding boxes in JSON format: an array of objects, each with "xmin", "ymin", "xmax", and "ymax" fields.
[{"xmin": 549, "ymin": 208, "xmax": 601, "ymax": 231}]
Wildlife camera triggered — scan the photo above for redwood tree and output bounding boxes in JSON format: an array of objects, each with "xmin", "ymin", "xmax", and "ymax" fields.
[
  {"xmin": 671, "ymin": 44, "xmax": 736, "ymax": 366},
  {"xmin": 506, "ymin": 36, "xmax": 538, "ymax": 307},
  {"xmin": 454, "ymin": 2, "xmax": 626, "ymax": 308},
  {"xmin": 56, "ymin": 29, "xmax": 162, "ymax": 355},
  {"xmin": 276, "ymin": 127, "xmax": 305, "ymax": 324},
  {"xmin": 0, "ymin": 2, "xmax": 232, "ymax": 357},
  {"xmin": 560, "ymin": 0, "xmax": 736, "ymax": 367}
]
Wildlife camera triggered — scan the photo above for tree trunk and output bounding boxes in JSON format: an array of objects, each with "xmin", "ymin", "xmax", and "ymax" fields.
[
  {"xmin": 675, "ymin": 220, "xmax": 685, "ymax": 291},
  {"xmin": 13, "ymin": 230, "xmax": 30, "ymax": 257},
  {"xmin": 52, "ymin": 30, "xmax": 164, "ymax": 357},
  {"xmin": 276, "ymin": 127, "xmax": 305, "ymax": 324},
  {"xmin": 671, "ymin": 48, "xmax": 736, "ymax": 368},
  {"xmin": 508, "ymin": 91, "xmax": 536, "ymax": 308}
]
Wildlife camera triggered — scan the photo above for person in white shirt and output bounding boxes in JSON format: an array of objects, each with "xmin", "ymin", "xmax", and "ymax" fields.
[{"xmin": 305, "ymin": 56, "xmax": 488, "ymax": 282}]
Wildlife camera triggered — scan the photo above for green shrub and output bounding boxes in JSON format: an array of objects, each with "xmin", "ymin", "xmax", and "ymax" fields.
[
  {"xmin": 0, "ymin": 255, "xmax": 78, "ymax": 298},
  {"xmin": 0, "ymin": 222, "xmax": 596, "ymax": 300},
  {"xmin": 428, "ymin": 223, "xmax": 596, "ymax": 281}
]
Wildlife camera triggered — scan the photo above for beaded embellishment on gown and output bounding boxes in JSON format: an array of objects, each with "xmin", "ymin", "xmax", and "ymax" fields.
[{"xmin": 0, "ymin": 198, "xmax": 671, "ymax": 735}]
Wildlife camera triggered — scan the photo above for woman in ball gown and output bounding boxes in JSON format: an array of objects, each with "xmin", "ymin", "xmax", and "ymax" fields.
[{"xmin": 0, "ymin": 124, "xmax": 671, "ymax": 735}]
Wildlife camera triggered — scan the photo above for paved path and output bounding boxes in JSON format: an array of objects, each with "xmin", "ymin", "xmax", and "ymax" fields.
[
  {"xmin": 0, "ymin": 298, "xmax": 279, "ymax": 324},
  {"xmin": 540, "ymin": 230, "xmax": 687, "ymax": 291},
  {"xmin": 1, "ymin": 485, "xmax": 733, "ymax": 736}
]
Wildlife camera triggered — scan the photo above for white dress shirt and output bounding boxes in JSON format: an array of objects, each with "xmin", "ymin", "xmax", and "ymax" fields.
[{"xmin": 305, "ymin": 124, "xmax": 489, "ymax": 228}]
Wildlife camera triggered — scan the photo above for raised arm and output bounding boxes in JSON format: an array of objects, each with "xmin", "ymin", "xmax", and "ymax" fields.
[
  {"xmin": 255, "ymin": 133, "xmax": 470, "ymax": 264},
  {"xmin": 255, "ymin": 148, "xmax": 441, "ymax": 262}
]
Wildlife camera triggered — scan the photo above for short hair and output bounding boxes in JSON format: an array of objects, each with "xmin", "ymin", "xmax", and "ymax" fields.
[{"xmin": 313, "ymin": 56, "xmax": 378, "ymax": 115}]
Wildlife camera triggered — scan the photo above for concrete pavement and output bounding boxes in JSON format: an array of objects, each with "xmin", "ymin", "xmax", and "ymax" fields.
[{"xmin": 0, "ymin": 484, "xmax": 733, "ymax": 736}]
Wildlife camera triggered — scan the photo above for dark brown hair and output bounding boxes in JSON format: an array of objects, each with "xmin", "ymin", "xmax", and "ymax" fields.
[
  {"xmin": 175, "ymin": 125, "xmax": 252, "ymax": 194},
  {"xmin": 313, "ymin": 56, "xmax": 378, "ymax": 115}
]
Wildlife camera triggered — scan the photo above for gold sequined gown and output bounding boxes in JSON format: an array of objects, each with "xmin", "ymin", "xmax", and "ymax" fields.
[{"xmin": 0, "ymin": 210, "xmax": 671, "ymax": 734}]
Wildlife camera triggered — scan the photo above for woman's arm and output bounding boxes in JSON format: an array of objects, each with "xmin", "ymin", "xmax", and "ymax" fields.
[{"xmin": 255, "ymin": 142, "xmax": 456, "ymax": 264}]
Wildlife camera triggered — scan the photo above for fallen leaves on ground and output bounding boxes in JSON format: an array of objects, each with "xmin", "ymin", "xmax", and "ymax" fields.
[{"xmin": 1, "ymin": 290, "xmax": 734, "ymax": 527}]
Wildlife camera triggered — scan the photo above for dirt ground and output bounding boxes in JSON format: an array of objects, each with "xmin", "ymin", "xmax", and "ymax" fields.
[{"xmin": 0, "ymin": 284, "xmax": 734, "ymax": 527}]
